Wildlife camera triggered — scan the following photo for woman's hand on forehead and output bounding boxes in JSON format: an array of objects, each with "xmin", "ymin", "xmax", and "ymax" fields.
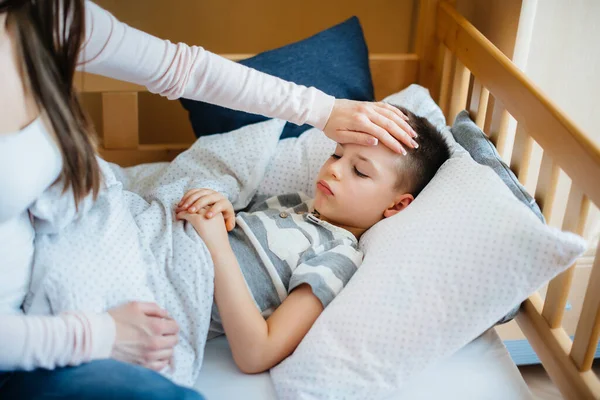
[{"xmin": 323, "ymin": 99, "xmax": 419, "ymax": 155}]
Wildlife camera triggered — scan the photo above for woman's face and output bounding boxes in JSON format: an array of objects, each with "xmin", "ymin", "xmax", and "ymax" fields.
[{"xmin": 313, "ymin": 143, "xmax": 412, "ymax": 230}]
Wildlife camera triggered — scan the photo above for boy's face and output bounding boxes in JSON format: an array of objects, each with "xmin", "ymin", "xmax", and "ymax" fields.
[{"xmin": 314, "ymin": 143, "xmax": 412, "ymax": 230}]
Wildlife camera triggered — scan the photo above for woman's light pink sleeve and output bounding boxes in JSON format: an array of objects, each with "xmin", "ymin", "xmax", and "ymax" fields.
[
  {"xmin": 0, "ymin": 312, "xmax": 116, "ymax": 371},
  {"xmin": 78, "ymin": 1, "xmax": 335, "ymax": 130}
]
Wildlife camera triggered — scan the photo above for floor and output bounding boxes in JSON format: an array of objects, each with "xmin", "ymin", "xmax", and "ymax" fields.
[{"xmin": 519, "ymin": 360, "xmax": 600, "ymax": 399}]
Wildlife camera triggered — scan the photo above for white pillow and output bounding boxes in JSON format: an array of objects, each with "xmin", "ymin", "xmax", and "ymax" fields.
[
  {"xmin": 270, "ymin": 154, "xmax": 586, "ymax": 399},
  {"xmin": 261, "ymin": 85, "xmax": 587, "ymax": 398}
]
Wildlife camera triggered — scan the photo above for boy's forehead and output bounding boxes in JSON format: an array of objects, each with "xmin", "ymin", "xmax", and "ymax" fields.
[{"xmin": 339, "ymin": 142, "xmax": 403, "ymax": 169}]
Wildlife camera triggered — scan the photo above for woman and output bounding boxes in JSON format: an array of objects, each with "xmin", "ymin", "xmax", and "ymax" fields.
[{"xmin": 0, "ymin": 0, "xmax": 417, "ymax": 398}]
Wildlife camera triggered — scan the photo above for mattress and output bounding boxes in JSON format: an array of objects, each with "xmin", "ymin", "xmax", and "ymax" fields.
[{"xmin": 193, "ymin": 328, "xmax": 533, "ymax": 399}]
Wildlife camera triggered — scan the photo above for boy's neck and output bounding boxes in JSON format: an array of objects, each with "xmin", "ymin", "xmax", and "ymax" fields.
[{"xmin": 312, "ymin": 209, "xmax": 366, "ymax": 240}]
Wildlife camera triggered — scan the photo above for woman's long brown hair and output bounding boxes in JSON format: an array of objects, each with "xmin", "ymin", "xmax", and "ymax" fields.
[{"xmin": 1, "ymin": 0, "xmax": 100, "ymax": 204}]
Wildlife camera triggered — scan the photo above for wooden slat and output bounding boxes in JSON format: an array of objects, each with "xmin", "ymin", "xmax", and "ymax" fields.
[
  {"xmin": 436, "ymin": 2, "xmax": 600, "ymax": 207},
  {"xmin": 510, "ymin": 125, "xmax": 534, "ymax": 185},
  {"xmin": 101, "ymin": 92, "xmax": 139, "ymax": 149},
  {"xmin": 543, "ymin": 187, "xmax": 591, "ymax": 328},
  {"xmin": 448, "ymin": 58, "xmax": 470, "ymax": 123},
  {"xmin": 572, "ymin": 240, "xmax": 600, "ymax": 372},
  {"xmin": 369, "ymin": 54, "xmax": 420, "ymax": 100},
  {"xmin": 482, "ymin": 94, "xmax": 496, "ymax": 135},
  {"xmin": 475, "ymin": 85, "xmax": 490, "ymax": 129},
  {"xmin": 516, "ymin": 293, "xmax": 600, "ymax": 400},
  {"xmin": 535, "ymin": 152, "xmax": 561, "ymax": 222},
  {"xmin": 99, "ymin": 143, "xmax": 190, "ymax": 166},
  {"xmin": 438, "ymin": 47, "xmax": 455, "ymax": 120},
  {"xmin": 465, "ymin": 73, "xmax": 475, "ymax": 117},
  {"xmin": 493, "ymin": 108, "xmax": 511, "ymax": 159}
]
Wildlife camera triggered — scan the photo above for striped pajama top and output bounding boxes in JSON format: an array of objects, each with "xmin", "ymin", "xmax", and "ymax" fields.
[{"xmin": 209, "ymin": 192, "xmax": 363, "ymax": 336}]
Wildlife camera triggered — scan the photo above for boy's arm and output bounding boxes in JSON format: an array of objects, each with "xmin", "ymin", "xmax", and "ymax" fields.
[
  {"xmin": 211, "ymin": 246, "xmax": 323, "ymax": 374},
  {"xmin": 178, "ymin": 210, "xmax": 323, "ymax": 373}
]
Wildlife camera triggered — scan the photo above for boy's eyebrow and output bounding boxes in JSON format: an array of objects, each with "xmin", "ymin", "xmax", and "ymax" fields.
[
  {"xmin": 357, "ymin": 154, "xmax": 376, "ymax": 168},
  {"xmin": 338, "ymin": 144, "xmax": 377, "ymax": 169}
]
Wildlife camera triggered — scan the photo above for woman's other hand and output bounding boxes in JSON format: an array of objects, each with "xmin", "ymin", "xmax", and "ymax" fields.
[
  {"xmin": 323, "ymin": 99, "xmax": 419, "ymax": 155},
  {"xmin": 108, "ymin": 302, "xmax": 179, "ymax": 371}
]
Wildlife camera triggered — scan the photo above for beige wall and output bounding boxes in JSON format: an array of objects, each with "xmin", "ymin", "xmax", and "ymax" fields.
[
  {"xmin": 522, "ymin": 0, "xmax": 600, "ymax": 245},
  {"xmin": 95, "ymin": 0, "xmax": 416, "ymax": 54},
  {"xmin": 86, "ymin": 0, "xmax": 416, "ymax": 144}
]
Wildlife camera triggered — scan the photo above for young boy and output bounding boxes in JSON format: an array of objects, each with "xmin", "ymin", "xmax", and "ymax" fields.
[{"xmin": 175, "ymin": 107, "xmax": 451, "ymax": 374}]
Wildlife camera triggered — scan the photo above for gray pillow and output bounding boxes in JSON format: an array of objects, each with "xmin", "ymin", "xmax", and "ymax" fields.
[{"xmin": 451, "ymin": 110, "xmax": 544, "ymax": 324}]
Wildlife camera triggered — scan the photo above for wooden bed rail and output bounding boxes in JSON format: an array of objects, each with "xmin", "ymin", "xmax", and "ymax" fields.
[
  {"xmin": 427, "ymin": 1, "xmax": 600, "ymax": 398},
  {"xmin": 433, "ymin": 1, "xmax": 600, "ymax": 208}
]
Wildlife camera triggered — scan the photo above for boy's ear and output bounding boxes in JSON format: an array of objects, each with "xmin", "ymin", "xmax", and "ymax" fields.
[{"xmin": 383, "ymin": 193, "xmax": 414, "ymax": 218}]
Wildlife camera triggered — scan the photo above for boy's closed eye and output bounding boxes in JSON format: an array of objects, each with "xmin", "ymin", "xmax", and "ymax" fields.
[{"xmin": 330, "ymin": 153, "xmax": 369, "ymax": 178}]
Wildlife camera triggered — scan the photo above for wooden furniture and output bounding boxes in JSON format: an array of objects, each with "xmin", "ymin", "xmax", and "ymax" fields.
[{"xmin": 76, "ymin": 1, "xmax": 600, "ymax": 398}]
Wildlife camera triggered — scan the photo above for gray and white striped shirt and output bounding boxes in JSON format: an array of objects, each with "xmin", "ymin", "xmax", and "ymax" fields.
[{"xmin": 209, "ymin": 192, "xmax": 363, "ymax": 336}]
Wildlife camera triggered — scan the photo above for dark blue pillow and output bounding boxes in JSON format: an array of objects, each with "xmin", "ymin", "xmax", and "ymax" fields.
[{"xmin": 180, "ymin": 17, "xmax": 374, "ymax": 139}]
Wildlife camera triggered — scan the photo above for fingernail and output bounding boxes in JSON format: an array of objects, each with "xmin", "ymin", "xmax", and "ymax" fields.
[
  {"xmin": 412, "ymin": 140, "xmax": 419, "ymax": 148},
  {"xmin": 368, "ymin": 137, "xmax": 378, "ymax": 146},
  {"xmin": 207, "ymin": 212, "xmax": 212, "ymax": 218},
  {"xmin": 190, "ymin": 207, "xmax": 196, "ymax": 212},
  {"xmin": 412, "ymin": 130, "xmax": 418, "ymax": 138},
  {"xmin": 400, "ymin": 147, "xmax": 407, "ymax": 155},
  {"xmin": 402, "ymin": 114, "xmax": 409, "ymax": 121}
]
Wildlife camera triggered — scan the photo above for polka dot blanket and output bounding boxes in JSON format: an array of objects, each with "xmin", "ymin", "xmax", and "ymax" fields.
[{"xmin": 25, "ymin": 119, "xmax": 286, "ymax": 386}]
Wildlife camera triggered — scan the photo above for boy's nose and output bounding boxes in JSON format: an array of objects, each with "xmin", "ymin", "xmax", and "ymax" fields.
[{"xmin": 328, "ymin": 162, "xmax": 341, "ymax": 180}]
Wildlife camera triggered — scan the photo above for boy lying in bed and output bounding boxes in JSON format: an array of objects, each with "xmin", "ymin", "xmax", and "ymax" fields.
[{"xmin": 174, "ymin": 107, "xmax": 451, "ymax": 374}]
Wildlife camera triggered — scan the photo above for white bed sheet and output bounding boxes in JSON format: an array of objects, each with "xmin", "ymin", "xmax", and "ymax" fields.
[{"xmin": 193, "ymin": 328, "xmax": 533, "ymax": 400}]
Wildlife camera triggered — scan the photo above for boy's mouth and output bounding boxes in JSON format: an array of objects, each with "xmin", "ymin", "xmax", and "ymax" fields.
[{"xmin": 317, "ymin": 180, "xmax": 334, "ymax": 196}]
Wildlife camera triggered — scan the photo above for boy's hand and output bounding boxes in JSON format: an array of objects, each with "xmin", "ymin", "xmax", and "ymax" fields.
[
  {"xmin": 176, "ymin": 188, "xmax": 236, "ymax": 231},
  {"xmin": 176, "ymin": 208, "xmax": 229, "ymax": 253}
]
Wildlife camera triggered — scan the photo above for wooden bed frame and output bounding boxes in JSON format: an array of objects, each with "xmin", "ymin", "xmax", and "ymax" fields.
[{"xmin": 76, "ymin": 1, "xmax": 600, "ymax": 398}]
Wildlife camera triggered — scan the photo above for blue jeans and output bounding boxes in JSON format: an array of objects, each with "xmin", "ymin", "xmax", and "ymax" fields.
[{"xmin": 0, "ymin": 359, "xmax": 204, "ymax": 399}]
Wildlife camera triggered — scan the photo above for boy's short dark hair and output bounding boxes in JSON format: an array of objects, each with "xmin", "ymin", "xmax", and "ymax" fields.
[{"xmin": 393, "ymin": 106, "xmax": 451, "ymax": 196}]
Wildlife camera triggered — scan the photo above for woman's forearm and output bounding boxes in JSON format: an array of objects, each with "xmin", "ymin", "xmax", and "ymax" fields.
[
  {"xmin": 209, "ymin": 243, "xmax": 273, "ymax": 373},
  {"xmin": 0, "ymin": 312, "xmax": 115, "ymax": 371},
  {"xmin": 79, "ymin": 2, "xmax": 334, "ymax": 130}
]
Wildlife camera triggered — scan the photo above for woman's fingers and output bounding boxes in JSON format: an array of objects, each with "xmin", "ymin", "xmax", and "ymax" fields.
[
  {"xmin": 149, "ymin": 318, "xmax": 180, "ymax": 336},
  {"xmin": 369, "ymin": 109, "xmax": 419, "ymax": 151},
  {"xmin": 148, "ymin": 333, "xmax": 179, "ymax": 351},
  {"xmin": 377, "ymin": 101, "xmax": 411, "ymax": 123},
  {"xmin": 135, "ymin": 302, "xmax": 170, "ymax": 319},
  {"xmin": 145, "ymin": 359, "xmax": 170, "ymax": 372},
  {"xmin": 145, "ymin": 348, "xmax": 175, "ymax": 362},
  {"xmin": 375, "ymin": 102, "xmax": 418, "ymax": 138},
  {"xmin": 323, "ymin": 99, "xmax": 421, "ymax": 155},
  {"xmin": 339, "ymin": 117, "xmax": 407, "ymax": 155}
]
